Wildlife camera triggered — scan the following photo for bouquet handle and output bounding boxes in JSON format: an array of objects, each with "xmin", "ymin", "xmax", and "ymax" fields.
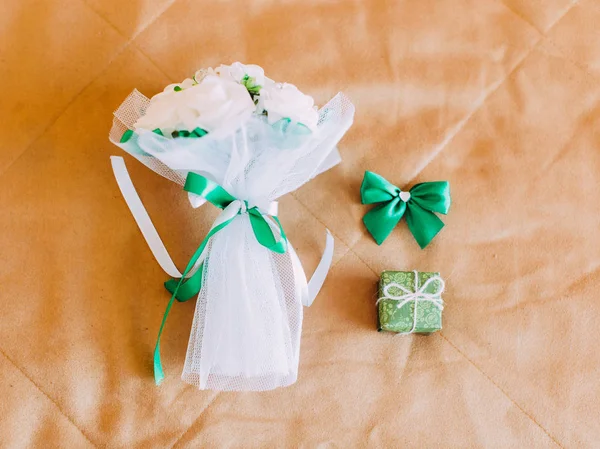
[{"xmin": 110, "ymin": 156, "xmax": 334, "ymax": 306}]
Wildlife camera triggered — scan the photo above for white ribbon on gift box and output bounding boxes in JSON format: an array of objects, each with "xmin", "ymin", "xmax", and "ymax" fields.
[
  {"xmin": 110, "ymin": 155, "xmax": 333, "ymax": 307},
  {"xmin": 376, "ymin": 270, "xmax": 445, "ymax": 335}
]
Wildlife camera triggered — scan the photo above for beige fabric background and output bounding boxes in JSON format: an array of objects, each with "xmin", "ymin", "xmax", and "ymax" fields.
[{"xmin": 1, "ymin": 0, "xmax": 599, "ymax": 447}]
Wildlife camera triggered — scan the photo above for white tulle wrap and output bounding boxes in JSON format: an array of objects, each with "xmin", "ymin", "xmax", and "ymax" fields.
[{"xmin": 109, "ymin": 89, "xmax": 354, "ymax": 391}]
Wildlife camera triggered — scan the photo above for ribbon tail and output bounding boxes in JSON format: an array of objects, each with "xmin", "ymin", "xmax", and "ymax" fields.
[
  {"xmin": 153, "ymin": 258, "xmax": 199, "ymax": 385},
  {"xmin": 153, "ymin": 289, "xmax": 179, "ymax": 385},
  {"xmin": 165, "ymin": 264, "xmax": 204, "ymax": 302},
  {"xmin": 287, "ymin": 229, "xmax": 335, "ymax": 307},
  {"xmin": 153, "ymin": 213, "xmax": 236, "ymax": 385},
  {"xmin": 165, "ymin": 240, "xmax": 215, "ymax": 302},
  {"xmin": 306, "ymin": 230, "xmax": 334, "ymax": 305},
  {"xmin": 110, "ymin": 156, "xmax": 183, "ymax": 278},
  {"xmin": 405, "ymin": 203, "xmax": 445, "ymax": 249},
  {"xmin": 248, "ymin": 210, "xmax": 288, "ymax": 254},
  {"xmin": 288, "ymin": 245, "xmax": 310, "ymax": 307}
]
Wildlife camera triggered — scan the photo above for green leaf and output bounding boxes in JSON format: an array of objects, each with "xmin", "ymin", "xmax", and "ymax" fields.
[
  {"xmin": 241, "ymin": 74, "xmax": 262, "ymax": 97},
  {"xmin": 120, "ymin": 129, "xmax": 134, "ymax": 143},
  {"xmin": 174, "ymin": 86, "xmax": 182, "ymax": 92},
  {"xmin": 169, "ymin": 128, "xmax": 208, "ymax": 138},
  {"xmin": 271, "ymin": 118, "xmax": 291, "ymax": 133},
  {"xmin": 294, "ymin": 122, "xmax": 312, "ymax": 135},
  {"xmin": 152, "ymin": 128, "xmax": 164, "ymax": 136}
]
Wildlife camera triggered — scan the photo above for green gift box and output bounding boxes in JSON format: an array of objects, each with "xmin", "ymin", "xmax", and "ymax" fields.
[{"xmin": 377, "ymin": 270, "xmax": 444, "ymax": 334}]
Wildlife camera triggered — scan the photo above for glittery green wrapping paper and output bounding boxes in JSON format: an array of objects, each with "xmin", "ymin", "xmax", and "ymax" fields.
[{"xmin": 377, "ymin": 271, "xmax": 443, "ymax": 334}]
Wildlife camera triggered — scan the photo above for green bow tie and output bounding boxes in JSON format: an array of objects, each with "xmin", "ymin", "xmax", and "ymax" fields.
[{"xmin": 360, "ymin": 171, "xmax": 451, "ymax": 249}]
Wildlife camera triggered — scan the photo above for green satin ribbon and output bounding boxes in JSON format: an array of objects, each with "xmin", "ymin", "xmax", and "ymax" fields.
[
  {"xmin": 360, "ymin": 171, "xmax": 451, "ymax": 249},
  {"xmin": 153, "ymin": 173, "xmax": 287, "ymax": 385}
]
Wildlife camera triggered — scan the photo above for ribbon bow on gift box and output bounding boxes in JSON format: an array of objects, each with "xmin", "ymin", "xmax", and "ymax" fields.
[
  {"xmin": 360, "ymin": 171, "xmax": 451, "ymax": 248},
  {"xmin": 376, "ymin": 270, "xmax": 445, "ymax": 335}
]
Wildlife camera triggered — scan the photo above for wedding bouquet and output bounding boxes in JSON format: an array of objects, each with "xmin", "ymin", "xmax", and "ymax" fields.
[{"xmin": 109, "ymin": 62, "xmax": 354, "ymax": 391}]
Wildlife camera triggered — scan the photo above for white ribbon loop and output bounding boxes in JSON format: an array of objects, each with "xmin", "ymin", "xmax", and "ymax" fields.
[
  {"xmin": 111, "ymin": 156, "xmax": 183, "ymax": 279},
  {"xmin": 377, "ymin": 270, "xmax": 444, "ymax": 335}
]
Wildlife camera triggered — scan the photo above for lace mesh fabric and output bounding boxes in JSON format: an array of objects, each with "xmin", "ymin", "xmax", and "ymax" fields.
[
  {"xmin": 110, "ymin": 90, "xmax": 186, "ymax": 186},
  {"xmin": 110, "ymin": 89, "xmax": 354, "ymax": 391},
  {"xmin": 181, "ymin": 217, "xmax": 302, "ymax": 391}
]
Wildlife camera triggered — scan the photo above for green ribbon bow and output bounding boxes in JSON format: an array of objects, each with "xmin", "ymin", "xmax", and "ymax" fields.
[
  {"xmin": 360, "ymin": 171, "xmax": 451, "ymax": 249},
  {"xmin": 153, "ymin": 173, "xmax": 287, "ymax": 385}
]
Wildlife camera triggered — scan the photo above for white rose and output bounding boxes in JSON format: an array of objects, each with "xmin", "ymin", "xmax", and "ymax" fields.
[
  {"xmin": 135, "ymin": 75, "xmax": 255, "ymax": 137},
  {"xmin": 215, "ymin": 62, "xmax": 271, "ymax": 87},
  {"xmin": 258, "ymin": 83, "xmax": 319, "ymax": 131},
  {"xmin": 192, "ymin": 67, "xmax": 216, "ymax": 85},
  {"xmin": 163, "ymin": 77, "xmax": 196, "ymax": 92}
]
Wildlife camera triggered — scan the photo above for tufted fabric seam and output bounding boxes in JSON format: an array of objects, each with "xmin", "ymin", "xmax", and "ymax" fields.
[{"xmin": 0, "ymin": 347, "xmax": 98, "ymax": 448}]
